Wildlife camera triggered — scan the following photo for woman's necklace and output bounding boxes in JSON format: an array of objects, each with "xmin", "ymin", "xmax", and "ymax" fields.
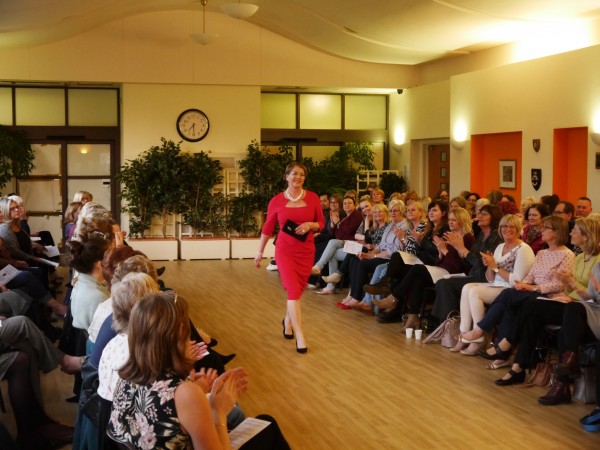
[{"xmin": 285, "ymin": 188, "xmax": 304, "ymax": 203}]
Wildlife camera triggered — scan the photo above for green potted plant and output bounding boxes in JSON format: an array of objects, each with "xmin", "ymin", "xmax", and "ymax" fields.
[
  {"xmin": 117, "ymin": 138, "xmax": 188, "ymax": 259},
  {"xmin": 0, "ymin": 125, "xmax": 36, "ymax": 190},
  {"xmin": 379, "ymin": 172, "xmax": 408, "ymax": 199},
  {"xmin": 180, "ymin": 153, "xmax": 230, "ymax": 260},
  {"xmin": 303, "ymin": 141, "xmax": 375, "ymax": 194}
]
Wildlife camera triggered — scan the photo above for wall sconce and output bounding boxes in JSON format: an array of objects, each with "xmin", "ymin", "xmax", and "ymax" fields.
[
  {"xmin": 450, "ymin": 139, "xmax": 464, "ymax": 150},
  {"xmin": 591, "ymin": 132, "xmax": 600, "ymax": 145}
]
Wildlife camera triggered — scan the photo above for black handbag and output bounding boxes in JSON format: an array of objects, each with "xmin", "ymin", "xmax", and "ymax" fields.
[{"xmin": 79, "ymin": 355, "xmax": 103, "ymax": 427}]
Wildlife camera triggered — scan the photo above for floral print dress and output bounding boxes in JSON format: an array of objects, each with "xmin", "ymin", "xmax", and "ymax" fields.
[{"xmin": 108, "ymin": 373, "xmax": 191, "ymax": 450}]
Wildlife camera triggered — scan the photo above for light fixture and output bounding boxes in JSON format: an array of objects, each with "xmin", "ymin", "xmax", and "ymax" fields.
[
  {"xmin": 220, "ymin": 1, "xmax": 259, "ymax": 19},
  {"xmin": 191, "ymin": 0, "xmax": 218, "ymax": 45},
  {"xmin": 591, "ymin": 132, "xmax": 600, "ymax": 145},
  {"xmin": 450, "ymin": 139, "xmax": 464, "ymax": 150}
]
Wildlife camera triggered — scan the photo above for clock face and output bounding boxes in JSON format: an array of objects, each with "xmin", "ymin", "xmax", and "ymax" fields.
[{"xmin": 176, "ymin": 109, "xmax": 210, "ymax": 142}]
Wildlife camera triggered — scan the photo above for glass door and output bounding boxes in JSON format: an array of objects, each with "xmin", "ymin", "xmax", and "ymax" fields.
[{"xmin": 16, "ymin": 141, "xmax": 115, "ymax": 246}]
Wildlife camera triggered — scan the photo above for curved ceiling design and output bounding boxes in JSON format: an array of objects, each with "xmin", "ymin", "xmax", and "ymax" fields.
[{"xmin": 1, "ymin": 0, "xmax": 599, "ymax": 65}]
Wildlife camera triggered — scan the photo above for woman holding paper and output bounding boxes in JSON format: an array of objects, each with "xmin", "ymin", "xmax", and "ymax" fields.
[
  {"xmin": 452, "ymin": 214, "xmax": 534, "ymax": 356},
  {"xmin": 0, "ymin": 198, "xmax": 52, "ymax": 288},
  {"xmin": 108, "ymin": 292, "xmax": 290, "ymax": 449},
  {"xmin": 254, "ymin": 162, "xmax": 324, "ymax": 354}
]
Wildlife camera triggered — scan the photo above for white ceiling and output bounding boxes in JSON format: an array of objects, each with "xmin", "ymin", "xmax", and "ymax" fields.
[{"xmin": 1, "ymin": 0, "xmax": 600, "ymax": 65}]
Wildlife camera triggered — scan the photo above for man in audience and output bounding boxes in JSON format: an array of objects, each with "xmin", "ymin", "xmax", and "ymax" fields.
[
  {"xmin": 576, "ymin": 197, "xmax": 592, "ymax": 217},
  {"xmin": 319, "ymin": 193, "xmax": 330, "ymax": 215}
]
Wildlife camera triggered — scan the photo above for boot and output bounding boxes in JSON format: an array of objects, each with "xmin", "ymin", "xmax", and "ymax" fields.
[
  {"xmin": 538, "ymin": 380, "xmax": 572, "ymax": 405},
  {"xmin": 372, "ymin": 294, "xmax": 398, "ymax": 310},
  {"xmin": 555, "ymin": 351, "xmax": 580, "ymax": 378},
  {"xmin": 363, "ymin": 276, "xmax": 391, "ymax": 296}
]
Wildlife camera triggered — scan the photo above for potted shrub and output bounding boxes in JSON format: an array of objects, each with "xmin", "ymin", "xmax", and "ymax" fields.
[
  {"xmin": 0, "ymin": 125, "xmax": 36, "ymax": 189},
  {"xmin": 180, "ymin": 153, "xmax": 230, "ymax": 259},
  {"xmin": 117, "ymin": 138, "xmax": 188, "ymax": 260},
  {"xmin": 379, "ymin": 172, "xmax": 408, "ymax": 199},
  {"xmin": 303, "ymin": 141, "xmax": 375, "ymax": 194}
]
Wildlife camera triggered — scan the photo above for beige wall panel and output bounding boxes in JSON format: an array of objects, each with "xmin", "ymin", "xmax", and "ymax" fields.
[{"xmin": 451, "ymin": 44, "xmax": 600, "ymax": 205}]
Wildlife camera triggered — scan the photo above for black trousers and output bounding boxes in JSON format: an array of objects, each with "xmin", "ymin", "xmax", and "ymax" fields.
[
  {"xmin": 391, "ymin": 264, "xmax": 434, "ymax": 314},
  {"xmin": 510, "ymin": 299, "xmax": 566, "ymax": 368},
  {"xmin": 432, "ymin": 275, "xmax": 477, "ymax": 320},
  {"xmin": 560, "ymin": 302, "xmax": 597, "ymax": 352}
]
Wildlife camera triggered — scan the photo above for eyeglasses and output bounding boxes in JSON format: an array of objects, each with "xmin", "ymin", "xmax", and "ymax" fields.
[
  {"xmin": 500, "ymin": 225, "xmax": 517, "ymax": 229},
  {"xmin": 543, "ymin": 226, "xmax": 555, "ymax": 231},
  {"xmin": 476, "ymin": 211, "xmax": 489, "ymax": 216},
  {"xmin": 9, "ymin": 207, "xmax": 20, "ymax": 211}
]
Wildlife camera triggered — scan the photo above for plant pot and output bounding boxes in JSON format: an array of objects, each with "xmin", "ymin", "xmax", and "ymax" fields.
[
  {"xmin": 180, "ymin": 237, "xmax": 230, "ymax": 260},
  {"xmin": 230, "ymin": 237, "xmax": 275, "ymax": 260},
  {"xmin": 129, "ymin": 238, "xmax": 178, "ymax": 261}
]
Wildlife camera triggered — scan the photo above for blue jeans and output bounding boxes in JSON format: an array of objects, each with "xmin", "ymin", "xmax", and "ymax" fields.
[{"xmin": 362, "ymin": 263, "xmax": 388, "ymax": 307}]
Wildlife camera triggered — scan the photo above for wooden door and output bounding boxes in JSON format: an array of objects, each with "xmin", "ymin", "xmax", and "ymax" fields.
[{"xmin": 427, "ymin": 144, "xmax": 450, "ymax": 198}]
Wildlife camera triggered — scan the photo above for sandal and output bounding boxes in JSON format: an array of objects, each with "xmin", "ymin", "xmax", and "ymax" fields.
[
  {"xmin": 486, "ymin": 359, "xmax": 510, "ymax": 370},
  {"xmin": 316, "ymin": 286, "xmax": 335, "ymax": 295},
  {"xmin": 478, "ymin": 341, "xmax": 511, "ymax": 361}
]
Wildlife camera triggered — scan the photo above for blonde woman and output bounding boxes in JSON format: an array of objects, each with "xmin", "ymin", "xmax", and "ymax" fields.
[{"xmin": 453, "ymin": 214, "xmax": 535, "ymax": 356}]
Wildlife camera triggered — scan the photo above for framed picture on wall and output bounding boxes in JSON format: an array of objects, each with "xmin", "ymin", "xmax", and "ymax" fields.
[{"xmin": 499, "ymin": 160, "xmax": 516, "ymax": 189}]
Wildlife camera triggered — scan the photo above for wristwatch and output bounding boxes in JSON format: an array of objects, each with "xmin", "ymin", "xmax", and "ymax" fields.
[{"xmin": 492, "ymin": 267, "xmax": 499, "ymax": 273}]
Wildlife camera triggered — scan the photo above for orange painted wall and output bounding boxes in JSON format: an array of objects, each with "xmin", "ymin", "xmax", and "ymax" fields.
[
  {"xmin": 553, "ymin": 127, "xmax": 587, "ymax": 202},
  {"xmin": 470, "ymin": 132, "xmax": 522, "ymax": 202}
]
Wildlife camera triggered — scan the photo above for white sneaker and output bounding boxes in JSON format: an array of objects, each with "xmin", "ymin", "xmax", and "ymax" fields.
[
  {"xmin": 306, "ymin": 283, "xmax": 317, "ymax": 289},
  {"xmin": 266, "ymin": 262, "xmax": 278, "ymax": 271}
]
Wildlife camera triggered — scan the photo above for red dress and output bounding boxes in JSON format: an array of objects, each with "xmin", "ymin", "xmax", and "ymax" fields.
[{"xmin": 262, "ymin": 191, "xmax": 325, "ymax": 299}]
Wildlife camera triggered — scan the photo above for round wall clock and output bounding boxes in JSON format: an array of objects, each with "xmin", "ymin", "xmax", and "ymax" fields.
[{"xmin": 176, "ymin": 108, "xmax": 210, "ymax": 142}]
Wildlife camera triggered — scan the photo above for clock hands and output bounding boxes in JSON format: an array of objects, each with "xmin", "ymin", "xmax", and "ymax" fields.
[{"xmin": 187, "ymin": 123, "xmax": 196, "ymax": 134}]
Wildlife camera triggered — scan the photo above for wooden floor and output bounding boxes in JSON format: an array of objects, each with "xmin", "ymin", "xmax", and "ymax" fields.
[{"xmin": 2, "ymin": 260, "xmax": 599, "ymax": 449}]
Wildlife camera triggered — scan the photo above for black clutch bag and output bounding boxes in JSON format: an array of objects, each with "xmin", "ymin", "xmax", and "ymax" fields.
[{"xmin": 282, "ymin": 219, "xmax": 308, "ymax": 242}]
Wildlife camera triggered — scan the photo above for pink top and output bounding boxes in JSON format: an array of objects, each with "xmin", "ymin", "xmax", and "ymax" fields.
[{"xmin": 522, "ymin": 247, "xmax": 575, "ymax": 297}]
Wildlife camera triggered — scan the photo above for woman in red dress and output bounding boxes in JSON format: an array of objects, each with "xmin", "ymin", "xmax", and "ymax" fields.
[{"xmin": 254, "ymin": 162, "xmax": 325, "ymax": 354}]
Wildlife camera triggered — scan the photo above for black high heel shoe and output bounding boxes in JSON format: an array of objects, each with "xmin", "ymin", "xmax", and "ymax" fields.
[
  {"xmin": 296, "ymin": 342, "xmax": 307, "ymax": 354},
  {"xmin": 282, "ymin": 319, "xmax": 294, "ymax": 340}
]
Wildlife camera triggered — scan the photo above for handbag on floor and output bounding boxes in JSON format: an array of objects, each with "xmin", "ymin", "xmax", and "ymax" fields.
[
  {"xmin": 523, "ymin": 360, "xmax": 555, "ymax": 388},
  {"xmin": 423, "ymin": 310, "xmax": 460, "ymax": 348},
  {"xmin": 573, "ymin": 344, "xmax": 597, "ymax": 404}
]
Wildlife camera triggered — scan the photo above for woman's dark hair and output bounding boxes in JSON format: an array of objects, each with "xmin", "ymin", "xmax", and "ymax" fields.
[
  {"xmin": 480, "ymin": 204, "xmax": 502, "ymax": 230},
  {"xmin": 426, "ymin": 199, "xmax": 449, "ymax": 234},
  {"xmin": 467, "ymin": 192, "xmax": 481, "ymax": 201},
  {"xmin": 67, "ymin": 237, "xmax": 111, "ymax": 274},
  {"xmin": 540, "ymin": 194, "xmax": 560, "ymax": 214},
  {"xmin": 525, "ymin": 203, "xmax": 550, "ymax": 220}
]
